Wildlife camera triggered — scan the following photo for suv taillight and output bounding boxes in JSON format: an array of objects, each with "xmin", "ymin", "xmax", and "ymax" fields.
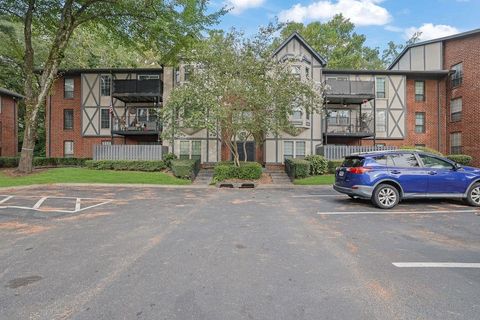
[{"xmin": 347, "ymin": 167, "xmax": 372, "ymax": 174}]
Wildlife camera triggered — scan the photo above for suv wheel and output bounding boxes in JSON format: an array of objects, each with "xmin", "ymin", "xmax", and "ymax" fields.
[
  {"xmin": 372, "ymin": 184, "xmax": 400, "ymax": 209},
  {"xmin": 466, "ymin": 183, "xmax": 480, "ymax": 207}
]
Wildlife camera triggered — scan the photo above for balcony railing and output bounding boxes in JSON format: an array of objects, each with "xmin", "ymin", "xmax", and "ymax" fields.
[
  {"xmin": 112, "ymin": 117, "xmax": 161, "ymax": 135},
  {"xmin": 113, "ymin": 79, "xmax": 162, "ymax": 96},
  {"xmin": 326, "ymin": 79, "xmax": 374, "ymax": 96}
]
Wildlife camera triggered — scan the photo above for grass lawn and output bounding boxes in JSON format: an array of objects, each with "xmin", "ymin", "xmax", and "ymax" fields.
[
  {"xmin": 294, "ymin": 174, "xmax": 335, "ymax": 185},
  {"xmin": 0, "ymin": 168, "xmax": 190, "ymax": 188}
]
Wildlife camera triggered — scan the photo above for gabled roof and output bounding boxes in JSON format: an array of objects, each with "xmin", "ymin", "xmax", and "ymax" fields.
[
  {"xmin": 273, "ymin": 32, "xmax": 327, "ymax": 66},
  {"xmin": 388, "ymin": 28, "xmax": 480, "ymax": 70},
  {"xmin": 0, "ymin": 87, "xmax": 24, "ymax": 99},
  {"xmin": 57, "ymin": 67, "xmax": 163, "ymax": 75}
]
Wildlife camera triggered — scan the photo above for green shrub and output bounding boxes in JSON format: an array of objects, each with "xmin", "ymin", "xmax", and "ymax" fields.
[
  {"xmin": 0, "ymin": 157, "xmax": 88, "ymax": 168},
  {"xmin": 85, "ymin": 160, "xmax": 166, "ymax": 172},
  {"xmin": 447, "ymin": 154, "xmax": 473, "ymax": 166},
  {"xmin": 0, "ymin": 157, "xmax": 19, "ymax": 168},
  {"xmin": 400, "ymin": 146, "xmax": 443, "ymax": 156},
  {"xmin": 163, "ymin": 153, "xmax": 177, "ymax": 168},
  {"xmin": 328, "ymin": 160, "xmax": 343, "ymax": 174},
  {"xmin": 285, "ymin": 158, "xmax": 310, "ymax": 179},
  {"xmin": 171, "ymin": 159, "xmax": 200, "ymax": 180},
  {"xmin": 305, "ymin": 155, "xmax": 328, "ymax": 175},
  {"xmin": 213, "ymin": 162, "xmax": 262, "ymax": 182}
]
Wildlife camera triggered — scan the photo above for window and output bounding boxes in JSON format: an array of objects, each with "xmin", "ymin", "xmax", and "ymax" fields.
[
  {"xmin": 291, "ymin": 66, "xmax": 301, "ymax": 79},
  {"xmin": 137, "ymin": 108, "xmax": 148, "ymax": 122},
  {"xmin": 179, "ymin": 141, "xmax": 190, "ymax": 159},
  {"xmin": 64, "ymin": 78, "xmax": 74, "ymax": 99},
  {"xmin": 191, "ymin": 141, "xmax": 201, "ymax": 161},
  {"xmin": 419, "ymin": 154, "xmax": 454, "ymax": 170},
  {"xmin": 373, "ymin": 155, "xmax": 394, "ymax": 166},
  {"xmin": 296, "ymin": 141, "xmax": 305, "ymax": 158},
  {"xmin": 391, "ymin": 153, "xmax": 419, "ymax": 167},
  {"xmin": 284, "ymin": 141, "xmax": 294, "ymax": 159},
  {"xmin": 101, "ymin": 109, "xmax": 110, "ymax": 129},
  {"xmin": 376, "ymin": 77, "xmax": 386, "ymax": 98},
  {"xmin": 450, "ymin": 132, "xmax": 462, "ymax": 154},
  {"xmin": 100, "ymin": 75, "xmax": 111, "ymax": 96},
  {"xmin": 327, "ymin": 109, "xmax": 350, "ymax": 125},
  {"xmin": 450, "ymin": 98, "xmax": 462, "ymax": 122},
  {"xmin": 64, "ymin": 141, "xmax": 74, "ymax": 158},
  {"xmin": 305, "ymin": 67, "xmax": 310, "ymax": 80},
  {"xmin": 138, "ymin": 74, "xmax": 159, "ymax": 80},
  {"xmin": 63, "ymin": 109, "xmax": 73, "ymax": 130},
  {"xmin": 415, "ymin": 81, "xmax": 425, "ymax": 101},
  {"xmin": 375, "ymin": 110, "xmax": 386, "ymax": 132},
  {"xmin": 415, "ymin": 112, "xmax": 425, "ymax": 133},
  {"xmin": 101, "ymin": 140, "xmax": 111, "ymax": 146},
  {"xmin": 451, "ymin": 63, "xmax": 463, "ymax": 87},
  {"xmin": 292, "ymin": 110, "xmax": 302, "ymax": 120},
  {"xmin": 284, "ymin": 141, "xmax": 305, "ymax": 159},
  {"xmin": 184, "ymin": 66, "xmax": 192, "ymax": 82}
]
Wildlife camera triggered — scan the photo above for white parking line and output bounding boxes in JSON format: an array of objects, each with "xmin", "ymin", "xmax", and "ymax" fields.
[
  {"xmin": 32, "ymin": 197, "xmax": 48, "ymax": 209},
  {"xmin": 291, "ymin": 194, "xmax": 342, "ymax": 198},
  {"xmin": 393, "ymin": 262, "xmax": 480, "ymax": 268},
  {"xmin": 75, "ymin": 198, "xmax": 82, "ymax": 211},
  {"xmin": 0, "ymin": 196, "xmax": 13, "ymax": 204},
  {"xmin": 317, "ymin": 209, "xmax": 480, "ymax": 215}
]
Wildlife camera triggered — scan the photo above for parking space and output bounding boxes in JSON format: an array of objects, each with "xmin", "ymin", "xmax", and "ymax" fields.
[{"xmin": 0, "ymin": 185, "xmax": 478, "ymax": 319}]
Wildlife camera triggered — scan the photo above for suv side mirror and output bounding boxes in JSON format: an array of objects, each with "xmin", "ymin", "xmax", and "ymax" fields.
[{"xmin": 453, "ymin": 162, "xmax": 462, "ymax": 170}]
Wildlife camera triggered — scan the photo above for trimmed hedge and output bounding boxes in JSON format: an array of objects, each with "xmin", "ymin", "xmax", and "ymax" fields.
[
  {"xmin": 400, "ymin": 146, "xmax": 443, "ymax": 156},
  {"xmin": 0, "ymin": 157, "xmax": 88, "ymax": 168},
  {"xmin": 163, "ymin": 153, "xmax": 177, "ymax": 169},
  {"xmin": 328, "ymin": 160, "xmax": 343, "ymax": 174},
  {"xmin": 213, "ymin": 162, "xmax": 262, "ymax": 182},
  {"xmin": 171, "ymin": 159, "xmax": 200, "ymax": 180},
  {"xmin": 85, "ymin": 160, "xmax": 167, "ymax": 172},
  {"xmin": 285, "ymin": 158, "xmax": 310, "ymax": 179},
  {"xmin": 447, "ymin": 154, "xmax": 473, "ymax": 166},
  {"xmin": 305, "ymin": 155, "xmax": 328, "ymax": 175}
]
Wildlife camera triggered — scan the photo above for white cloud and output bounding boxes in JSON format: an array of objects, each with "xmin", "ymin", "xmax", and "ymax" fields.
[
  {"xmin": 384, "ymin": 25, "xmax": 403, "ymax": 33},
  {"xmin": 226, "ymin": 0, "xmax": 265, "ymax": 14},
  {"xmin": 404, "ymin": 23, "xmax": 460, "ymax": 41},
  {"xmin": 278, "ymin": 0, "xmax": 391, "ymax": 26}
]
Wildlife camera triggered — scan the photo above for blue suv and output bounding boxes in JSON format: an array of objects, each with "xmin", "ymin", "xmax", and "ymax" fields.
[{"xmin": 333, "ymin": 150, "xmax": 480, "ymax": 209}]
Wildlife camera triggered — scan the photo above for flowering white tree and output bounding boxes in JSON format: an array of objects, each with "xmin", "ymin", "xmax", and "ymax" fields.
[{"xmin": 164, "ymin": 26, "xmax": 325, "ymax": 166}]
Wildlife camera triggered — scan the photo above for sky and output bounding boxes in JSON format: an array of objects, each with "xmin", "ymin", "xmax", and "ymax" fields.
[{"xmin": 209, "ymin": 0, "xmax": 480, "ymax": 50}]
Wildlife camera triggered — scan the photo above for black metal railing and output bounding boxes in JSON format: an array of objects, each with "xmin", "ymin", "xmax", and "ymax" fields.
[
  {"xmin": 326, "ymin": 79, "xmax": 374, "ymax": 96},
  {"xmin": 113, "ymin": 79, "xmax": 161, "ymax": 95}
]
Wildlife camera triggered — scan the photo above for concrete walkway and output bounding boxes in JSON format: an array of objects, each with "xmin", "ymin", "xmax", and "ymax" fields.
[{"xmin": 265, "ymin": 168, "xmax": 293, "ymax": 185}]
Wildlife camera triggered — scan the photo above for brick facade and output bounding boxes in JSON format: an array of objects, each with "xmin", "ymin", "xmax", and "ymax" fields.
[
  {"xmin": 0, "ymin": 94, "xmax": 19, "ymax": 157},
  {"xmin": 444, "ymin": 33, "xmax": 480, "ymax": 165}
]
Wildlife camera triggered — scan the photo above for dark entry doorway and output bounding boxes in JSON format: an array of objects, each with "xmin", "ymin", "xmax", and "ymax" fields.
[{"xmin": 234, "ymin": 141, "xmax": 255, "ymax": 162}]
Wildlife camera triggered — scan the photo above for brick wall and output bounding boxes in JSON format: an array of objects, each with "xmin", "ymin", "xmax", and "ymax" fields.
[
  {"xmin": 0, "ymin": 95, "xmax": 18, "ymax": 157},
  {"xmin": 47, "ymin": 76, "xmax": 131, "ymax": 158},
  {"xmin": 444, "ymin": 33, "xmax": 480, "ymax": 165}
]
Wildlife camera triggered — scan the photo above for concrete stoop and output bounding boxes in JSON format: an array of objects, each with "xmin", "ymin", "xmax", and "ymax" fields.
[
  {"xmin": 265, "ymin": 169, "xmax": 293, "ymax": 185},
  {"xmin": 193, "ymin": 169, "xmax": 214, "ymax": 185}
]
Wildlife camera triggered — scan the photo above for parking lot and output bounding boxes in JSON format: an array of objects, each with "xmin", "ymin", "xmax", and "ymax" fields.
[{"xmin": 0, "ymin": 185, "xmax": 479, "ymax": 319}]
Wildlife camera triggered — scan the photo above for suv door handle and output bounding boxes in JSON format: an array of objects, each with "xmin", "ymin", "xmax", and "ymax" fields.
[
  {"xmin": 390, "ymin": 170, "xmax": 401, "ymax": 174},
  {"xmin": 428, "ymin": 171, "xmax": 437, "ymax": 175}
]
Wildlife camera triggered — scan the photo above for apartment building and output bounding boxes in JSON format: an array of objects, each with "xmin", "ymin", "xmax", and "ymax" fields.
[{"xmin": 0, "ymin": 87, "xmax": 22, "ymax": 157}]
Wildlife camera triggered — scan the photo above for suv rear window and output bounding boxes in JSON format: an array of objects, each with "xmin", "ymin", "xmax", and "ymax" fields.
[{"xmin": 342, "ymin": 156, "xmax": 364, "ymax": 167}]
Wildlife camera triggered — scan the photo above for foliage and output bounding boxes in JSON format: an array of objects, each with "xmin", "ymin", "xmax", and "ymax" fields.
[
  {"xmin": 163, "ymin": 153, "xmax": 178, "ymax": 169},
  {"xmin": 0, "ymin": 168, "xmax": 190, "ymax": 188},
  {"xmin": 171, "ymin": 159, "xmax": 200, "ymax": 180},
  {"xmin": 0, "ymin": 0, "xmax": 225, "ymax": 172},
  {"xmin": 305, "ymin": 155, "xmax": 328, "ymax": 175},
  {"xmin": 163, "ymin": 26, "xmax": 325, "ymax": 167},
  {"xmin": 382, "ymin": 32, "xmax": 423, "ymax": 66},
  {"xmin": 85, "ymin": 160, "xmax": 166, "ymax": 172},
  {"xmin": 399, "ymin": 146, "xmax": 443, "ymax": 156},
  {"xmin": 294, "ymin": 174, "xmax": 335, "ymax": 185},
  {"xmin": 285, "ymin": 158, "xmax": 310, "ymax": 179},
  {"xmin": 446, "ymin": 155, "xmax": 473, "ymax": 166},
  {"xmin": 276, "ymin": 15, "xmax": 384, "ymax": 69},
  {"xmin": 328, "ymin": 160, "xmax": 344, "ymax": 174},
  {"xmin": 213, "ymin": 162, "xmax": 262, "ymax": 182},
  {"xmin": 0, "ymin": 157, "xmax": 19, "ymax": 168}
]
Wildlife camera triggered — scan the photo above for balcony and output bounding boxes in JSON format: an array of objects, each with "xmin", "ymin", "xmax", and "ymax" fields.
[
  {"xmin": 111, "ymin": 109, "xmax": 161, "ymax": 136},
  {"xmin": 325, "ymin": 79, "xmax": 375, "ymax": 104},
  {"xmin": 112, "ymin": 79, "xmax": 162, "ymax": 103}
]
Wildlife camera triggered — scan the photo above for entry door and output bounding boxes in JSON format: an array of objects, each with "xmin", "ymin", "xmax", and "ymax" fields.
[{"xmin": 235, "ymin": 142, "xmax": 255, "ymax": 162}]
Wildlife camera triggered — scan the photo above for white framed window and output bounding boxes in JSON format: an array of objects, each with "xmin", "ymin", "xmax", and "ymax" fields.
[
  {"xmin": 64, "ymin": 78, "xmax": 74, "ymax": 99},
  {"xmin": 64, "ymin": 141, "xmax": 74, "ymax": 158},
  {"xmin": 450, "ymin": 98, "xmax": 462, "ymax": 122},
  {"xmin": 450, "ymin": 132, "xmax": 462, "ymax": 154},
  {"xmin": 375, "ymin": 110, "xmax": 386, "ymax": 132},
  {"xmin": 376, "ymin": 77, "xmax": 386, "ymax": 98},
  {"xmin": 138, "ymin": 74, "xmax": 159, "ymax": 80},
  {"xmin": 291, "ymin": 66, "xmax": 301, "ymax": 79},
  {"xmin": 292, "ymin": 110, "xmax": 302, "ymax": 120},
  {"xmin": 451, "ymin": 63, "xmax": 463, "ymax": 87},
  {"xmin": 284, "ymin": 141, "xmax": 306, "ymax": 159},
  {"xmin": 100, "ymin": 109, "xmax": 110, "ymax": 129},
  {"xmin": 100, "ymin": 75, "xmax": 111, "ymax": 96},
  {"xmin": 179, "ymin": 140, "xmax": 201, "ymax": 161}
]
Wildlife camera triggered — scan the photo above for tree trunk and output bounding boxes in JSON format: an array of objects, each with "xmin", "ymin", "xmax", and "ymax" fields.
[
  {"xmin": 17, "ymin": 117, "xmax": 36, "ymax": 173},
  {"xmin": 243, "ymin": 140, "xmax": 248, "ymax": 162}
]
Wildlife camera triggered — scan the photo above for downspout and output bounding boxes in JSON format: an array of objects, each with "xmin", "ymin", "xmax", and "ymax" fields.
[{"xmin": 437, "ymin": 79, "xmax": 441, "ymax": 151}]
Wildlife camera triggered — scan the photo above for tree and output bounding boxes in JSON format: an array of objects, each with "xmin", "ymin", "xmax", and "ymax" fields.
[
  {"xmin": 381, "ymin": 32, "xmax": 423, "ymax": 66},
  {"xmin": 276, "ymin": 15, "xmax": 384, "ymax": 69},
  {"xmin": 163, "ymin": 26, "xmax": 325, "ymax": 166},
  {"xmin": 0, "ymin": 0, "xmax": 225, "ymax": 173}
]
